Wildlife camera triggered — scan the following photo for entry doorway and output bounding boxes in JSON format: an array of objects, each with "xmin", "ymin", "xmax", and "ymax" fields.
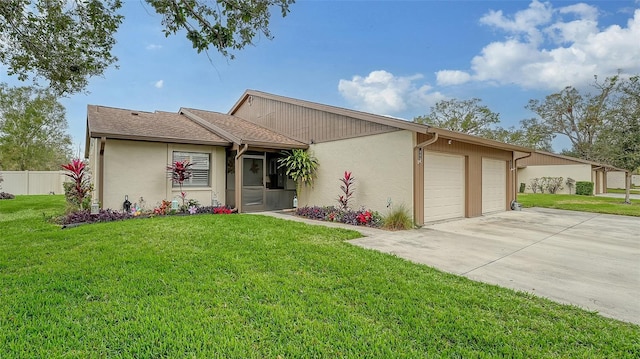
[
  {"xmin": 225, "ymin": 150, "xmax": 297, "ymax": 212},
  {"xmin": 242, "ymin": 155, "xmax": 265, "ymax": 211}
]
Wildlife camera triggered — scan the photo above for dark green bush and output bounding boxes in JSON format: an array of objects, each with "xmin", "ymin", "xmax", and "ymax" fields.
[
  {"xmin": 575, "ymin": 181, "xmax": 594, "ymax": 196},
  {"xmin": 519, "ymin": 183, "xmax": 526, "ymax": 193}
]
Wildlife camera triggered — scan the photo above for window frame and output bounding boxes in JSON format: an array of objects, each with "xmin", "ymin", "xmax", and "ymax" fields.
[{"xmin": 172, "ymin": 151, "xmax": 211, "ymax": 188}]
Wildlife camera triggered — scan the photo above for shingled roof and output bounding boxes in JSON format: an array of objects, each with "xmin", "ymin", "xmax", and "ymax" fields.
[
  {"xmin": 181, "ymin": 108, "xmax": 306, "ymax": 149},
  {"xmin": 86, "ymin": 105, "xmax": 307, "ymax": 150},
  {"xmin": 86, "ymin": 105, "xmax": 230, "ymax": 146}
]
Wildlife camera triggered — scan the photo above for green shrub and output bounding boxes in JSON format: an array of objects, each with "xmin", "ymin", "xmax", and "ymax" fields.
[
  {"xmin": 576, "ymin": 181, "xmax": 594, "ymax": 196},
  {"xmin": 519, "ymin": 183, "xmax": 526, "ymax": 193},
  {"xmin": 383, "ymin": 205, "xmax": 413, "ymax": 230}
]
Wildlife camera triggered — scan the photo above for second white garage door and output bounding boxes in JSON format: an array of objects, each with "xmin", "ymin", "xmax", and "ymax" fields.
[
  {"xmin": 424, "ymin": 152, "xmax": 465, "ymax": 222},
  {"xmin": 482, "ymin": 158, "xmax": 507, "ymax": 214}
]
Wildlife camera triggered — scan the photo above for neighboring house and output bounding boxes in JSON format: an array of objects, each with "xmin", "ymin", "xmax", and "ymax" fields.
[
  {"xmin": 517, "ymin": 151, "xmax": 625, "ymax": 194},
  {"xmin": 607, "ymin": 171, "xmax": 640, "ymax": 189},
  {"xmin": 85, "ymin": 90, "xmax": 532, "ymax": 225}
]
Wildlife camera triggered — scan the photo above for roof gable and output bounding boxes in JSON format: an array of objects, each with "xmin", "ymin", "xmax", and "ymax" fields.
[
  {"xmin": 229, "ymin": 89, "xmax": 430, "ymax": 135},
  {"xmin": 181, "ymin": 108, "xmax": 307, "ymax": 149}
]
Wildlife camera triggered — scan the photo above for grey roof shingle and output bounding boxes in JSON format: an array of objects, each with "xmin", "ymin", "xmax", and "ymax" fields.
[
  {"xmin": 181, "ymin": 108, "xmax": 306, "ymax": 149},
  {"xmin": 87, "ymin": 105, "xmax": 230, "ymax": 145},
  {"xmin": 86, "ymin": 105, "xmax": 307, "ymax": 149}
]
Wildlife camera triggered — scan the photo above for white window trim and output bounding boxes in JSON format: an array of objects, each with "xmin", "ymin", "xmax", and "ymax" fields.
[{"xmin": 172, "ymin": 151, "xmax": 211, "ymax": 188}]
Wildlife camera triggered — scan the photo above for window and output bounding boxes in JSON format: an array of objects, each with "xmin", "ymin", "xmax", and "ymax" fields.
[{"xmin": 172, "ymin": 151, "xmax": 210, "ymax": 187}]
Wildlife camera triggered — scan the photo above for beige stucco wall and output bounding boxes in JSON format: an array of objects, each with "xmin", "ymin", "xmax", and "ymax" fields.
[
  {"xmin": 607, "ymin": 171, "xmax": 640, "ymax": 188},
  {"xmin": 88, "ymin": 137, "xmax": 100, "ymax": 203},
  {"xmin": 96, "ymin": 139, "xmax": 226, "ymax": 211},
  {"xmin": 300, "ymin": 130, "xmax": 414, "ymax": 216},
  {"xmin": 517, "ymin": 164, "xmax": 591, "ymax": 194}
]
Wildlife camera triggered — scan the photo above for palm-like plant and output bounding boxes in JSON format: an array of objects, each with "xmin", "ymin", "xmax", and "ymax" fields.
[
  {"xmin": 277, "ymin": 149, "xmax": 319, "ymax": 199},
  {"xmin": 338, "ymin": 171, "xmax": 354, "ymax": 210},
  {"xmin": 61, "ymin": 159, "xmax": 91, "ymax": 210},
  {"xmin": 167, "ymin": 160, "xmax": 193, "ymax": 209}
]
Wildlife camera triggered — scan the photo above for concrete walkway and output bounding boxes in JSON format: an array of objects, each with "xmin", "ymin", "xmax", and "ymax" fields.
[
  {"xmin": 597, "ymin": 192, "xmax": 640, "ymax": 200},
  {"xmin": 257, "ymin": 209, "xmax": 640, "ymax": 325}
]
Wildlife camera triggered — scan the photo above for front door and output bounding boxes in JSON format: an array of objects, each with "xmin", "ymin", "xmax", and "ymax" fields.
[{"xmin": 242, "ymin": 155, "xmax": 265, "ymax": 211}]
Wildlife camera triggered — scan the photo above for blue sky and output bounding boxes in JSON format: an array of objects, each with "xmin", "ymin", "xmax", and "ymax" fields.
[{"xmin": 3, "ymin": 0, "xmax": 640, "ymax": 154}]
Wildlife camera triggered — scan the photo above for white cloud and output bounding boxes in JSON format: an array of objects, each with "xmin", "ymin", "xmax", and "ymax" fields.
[
  {"xmin": 440, "ymin": 2, "xmax": 640, "ymax": 90},
  {"xmin": 479, "ymin": 0, "xmax": 553, "ymax": 45},
  {"xmin": 154, "ymin": 80, "xmax": 164, "ymax": 89},
  {"xmin": 436, "ymin": 70, "xmax": 472, "ymax": 86},
  {"xmin": 338, "ymin": 70, "xmax": 445, "ymax": 115},
  {"xmin": 146, "ymin": 44, "xmax": 163, "ymax": 50}
]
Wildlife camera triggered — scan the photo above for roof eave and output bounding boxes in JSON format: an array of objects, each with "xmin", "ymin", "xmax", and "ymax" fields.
[
  {"xmin": 243, "ymin": 140, "xmax": 308, "ymax": 150},
  {"xmin": 534, "ymin": 150, "xmax": 625, "ymax": 171},
  {"xmin": 88, "ymin": 132, "xmax": 232, "ymax": 147},
  {"xmin": 428, "ymin": 127, "xmax": 533, "ymax": 153}
]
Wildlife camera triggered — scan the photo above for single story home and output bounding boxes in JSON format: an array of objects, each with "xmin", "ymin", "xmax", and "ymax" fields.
[
  {"xmin": 85, "ymin": 90, "xmax": 532, "ymax": 225},
  {"xmin": 517, "ymin": 151, "xmax": 625, "ymax": 194},
  {"xmin": 607, "ymin": 171, "xmax": 640, "ymax": 189}
]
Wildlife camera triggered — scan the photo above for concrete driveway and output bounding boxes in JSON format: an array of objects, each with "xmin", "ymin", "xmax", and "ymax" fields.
[{"xmin": 349, "ymin": 208, "xmax": 640, "ymax": 325}]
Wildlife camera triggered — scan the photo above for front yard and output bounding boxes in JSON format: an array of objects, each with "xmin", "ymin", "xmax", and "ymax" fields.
[
  {"xmin": 517, "ymin": 193, "xmax": 640, "ymax": 216},
  {"xmin": 1, "ymin": 196, "xmax": 638, "ymax": 357}
]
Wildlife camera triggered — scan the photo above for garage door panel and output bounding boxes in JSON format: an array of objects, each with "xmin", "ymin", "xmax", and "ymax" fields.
[
  {"xmin": 424, "ymin": 152, "xmax": 465, "ymax": 222},
  {"xmin": 482, "ymin": 158, "xmax": 506, "ymax": 214}
]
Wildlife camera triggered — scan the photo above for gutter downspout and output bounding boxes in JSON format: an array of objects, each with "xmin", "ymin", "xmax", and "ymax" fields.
[
  {"xmin": 99, "ymin": 137, "xmax": 106, "ymax": 209},
  {"xmin": 413, "ymin": 131, "xmax": 438, "ymax": 226},
  {"xmin": 512, "ymin": 151, "xmax": 532, "ymax": 207},
  {"xmin": 234, "ymin": 143, "xmax": 249, "ymax": 213}
]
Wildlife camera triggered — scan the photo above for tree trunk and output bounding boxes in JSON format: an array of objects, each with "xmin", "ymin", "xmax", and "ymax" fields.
[{"xmin": 625, "ymin": 171, "xmax": 632, "ymax": 204}]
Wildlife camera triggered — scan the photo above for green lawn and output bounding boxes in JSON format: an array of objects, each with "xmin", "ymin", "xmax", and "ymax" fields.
[
  {"xmin": 1, "ymin": 196, "xmax": 638, "ymax": 358},
  {"xmin": 518, "ymin": 193, "xmax": 640, "ymax": 217}
]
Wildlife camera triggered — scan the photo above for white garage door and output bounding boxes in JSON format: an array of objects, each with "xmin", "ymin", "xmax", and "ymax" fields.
[
  {"xmin": 482, "ymin": 158, "xmax": 507, "ymax": 214},
  {"xmin": 424, "ymin": 152, "xmax": 465, "ymax": 222}
]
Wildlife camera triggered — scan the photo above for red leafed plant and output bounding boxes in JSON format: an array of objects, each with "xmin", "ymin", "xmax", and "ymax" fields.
[
  {"xmin": 61, "ymin": 159, "xmax": 92, "ymax": 210},
  {"xmin": 337, "ymin": 171, "xmax": 355, "ymax": 210},
  {"xmin": 167, "ymin": 160, "xmax": 193, "ymax": 210},
  {"xmin": 357, "ymin": 210, "xmax": 372, "ymax": 225},
  {"xmin": 213, "ymin": 206, "xmax": 232, "ymax": 214}
]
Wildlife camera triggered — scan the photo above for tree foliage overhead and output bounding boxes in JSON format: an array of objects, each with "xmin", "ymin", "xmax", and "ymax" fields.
[
  {"xmin": 592, "ymin": 75, "xmax": 640, "ymax": 203},
  {"xmin": 414, "ymin": 98, "xmax": 500, "ymax": 137},
  {"xmin": 485, "ymin": 118, "xmax": 554, "ymax": 152},
  {"xmin": 0, "ymin": 0, "xmax": 294, "ymax": 95},
  {"xmin": 526, "ymin": 75, "xmax": 619, "ymax": 160},
  {"xmin": 0, "ymin": 83, "xmax": 72, "ymax": 170},
  {"xmin": 148, "ymin": 0, "xmax": 294, "ymax": 57},
  {"xmin": 414, "ymin": 98, "xmax": 554, "ymax": 150},
  {"xmin": 0, "ymin": 0, "xmax": 124, "ymax": 95}
]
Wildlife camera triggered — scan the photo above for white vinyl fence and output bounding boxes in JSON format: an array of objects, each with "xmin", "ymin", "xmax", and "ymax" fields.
[{"xmin": 0, "ymin": 171, "xmax": 70, "ymax": 195}]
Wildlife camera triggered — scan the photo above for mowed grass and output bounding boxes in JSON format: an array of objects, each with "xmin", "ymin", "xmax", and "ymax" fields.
[
  {"xmin": 1, "ymin": 196, "xmax": 638, "ymax": 358},
  {"xmin": 518, "ymin": 193, "xmax": 640, "ymax": 217}
]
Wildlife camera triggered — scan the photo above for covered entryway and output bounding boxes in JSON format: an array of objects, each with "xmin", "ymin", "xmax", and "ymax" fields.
[
  {"xmin": 424, "ymin": 152, "xmax": 465, "ymax": 222},
  {"xmin": 482, "ymin": 158, "xmax": 507, "ymax": 214}
]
